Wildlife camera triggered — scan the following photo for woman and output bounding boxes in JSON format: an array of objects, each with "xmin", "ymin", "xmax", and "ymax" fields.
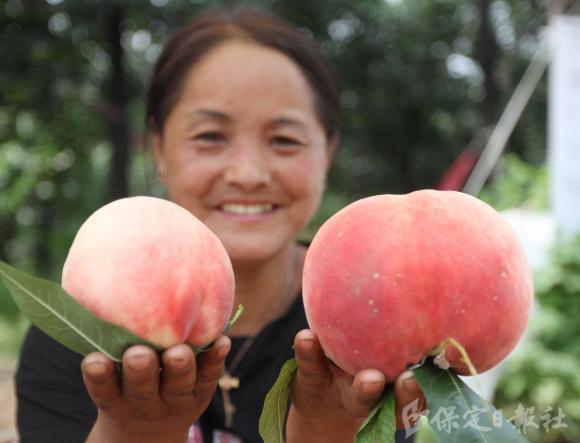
[{"xmin": 16, "ymin": 8, "xmax": 424, "ymax": 443}]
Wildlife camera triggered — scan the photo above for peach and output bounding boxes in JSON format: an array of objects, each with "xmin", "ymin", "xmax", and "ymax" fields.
[
  {"xmin": 303, "ymin": 190, "xmax": 533, "ymax": 382},
  {"xmin": 62, "ymin": 196, "xmax": 235, "ymax": 348}
]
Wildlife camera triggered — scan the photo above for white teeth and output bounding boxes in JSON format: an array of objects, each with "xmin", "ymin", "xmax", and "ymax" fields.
[{"xmin": 220, "ymin": 203, "xmax": 274, "ymax": 215}]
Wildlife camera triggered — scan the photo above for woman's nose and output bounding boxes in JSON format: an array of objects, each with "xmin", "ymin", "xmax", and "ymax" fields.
[{"xmin": 223, "ymin": 144, "xmax": 272, "ymax": 190}]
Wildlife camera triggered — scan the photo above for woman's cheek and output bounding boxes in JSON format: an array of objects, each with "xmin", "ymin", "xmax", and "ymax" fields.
[{"xmin": 298, "ymin": 175, "xmax": 326, "ymax": 219}]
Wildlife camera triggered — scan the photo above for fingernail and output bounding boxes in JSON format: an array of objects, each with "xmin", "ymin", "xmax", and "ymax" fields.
[
  {"xmin": 362, "ymin": 380, "xmax": 382, "ymax": 394},
  {"xmin": 85, "ymin": 360, "xmax": 108, "ymax": 376},
  {"xmin": 301, "ymin": 338, "xmax": 315, "ymax": 351},
  {"xmin": 217, "ymin": 344, "xmax": 230, "ymax": 358},
  {"xmin": 362, "ymin": 373, "xmax": 383, "ymax": 394},
  {"xmin": 169, "ymin": 347, "xmax": 189, "ymax": 368},
  {"xmin": 127, "ymin": 353, "xmax": 150, "ymax": 370},
  {"xmin": 403, "ymin": 373, "xmax": 417, "ymax": 392}
]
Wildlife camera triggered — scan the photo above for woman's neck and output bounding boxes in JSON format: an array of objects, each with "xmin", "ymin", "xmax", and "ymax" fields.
[{"xmin": 227, "ymin": 243, "xmax": 305, "ymax": 337}]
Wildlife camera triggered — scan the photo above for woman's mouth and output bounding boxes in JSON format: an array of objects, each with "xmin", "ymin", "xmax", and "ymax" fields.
[{"xmin": 216, "ymin": 202, "xmax": 279, "ymax": 220}]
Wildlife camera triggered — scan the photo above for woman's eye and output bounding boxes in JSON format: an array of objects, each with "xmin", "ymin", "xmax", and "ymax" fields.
[
  {"xmin": 195, "ymin": 131, "xmax": 225, "ymax": 143},
  {"xmin": 272, "ymin": 136, "xmax": 301, "ymax": 147}
]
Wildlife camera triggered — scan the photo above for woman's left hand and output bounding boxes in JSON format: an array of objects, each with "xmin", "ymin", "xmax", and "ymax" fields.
[
  {"xmin": 82, "ymin": 336, "xmax": 231, "ymax": 443},
  {"xmin": 287, "ymin": 329, "xmax": 426, "ymax": 443}
]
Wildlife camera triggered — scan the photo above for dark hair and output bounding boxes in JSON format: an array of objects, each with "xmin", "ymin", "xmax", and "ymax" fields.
[{"xmin": 145, "ymin": 8, "xmax": 342, "ymax": 141}]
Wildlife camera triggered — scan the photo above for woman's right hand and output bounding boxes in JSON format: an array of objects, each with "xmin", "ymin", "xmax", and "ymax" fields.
[
  {"xmin": 81, "ymin": 336, "xmax": 231, "ymax": 443},
  {"xmin": 288, "ymin": 329, "xmax": 426, "ymax": 442}
]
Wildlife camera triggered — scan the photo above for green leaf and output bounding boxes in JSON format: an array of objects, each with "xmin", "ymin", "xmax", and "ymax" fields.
[
  {"xmin": 356, "ymin": 387, "xmax": 396, "ymax": 443},
  {"xmin": 0, "ymin": 260, "xmax": 162, "ymax": 362},
  {"xmin": 259, "ymin": 358, "xmax": 297, "ymax": 443},
  {"xmin": 413, "ymin": 361, "xmax": 529, "ymax": 443}
]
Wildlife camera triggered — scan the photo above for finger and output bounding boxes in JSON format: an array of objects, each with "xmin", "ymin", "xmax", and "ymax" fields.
[
  {"xmin": 335, "ymin": 368, "xmax": 385, "ymax": 417},
  {"xmin": 193, "ymin": 336, "xmax": 230, "ymax": 404},
  {"xmin": 81, "ymin": 352, "xmax": 121, "ymax": 411},
  {"xmin": 394, "ymin": 371, "xmax": 426, "ymax": 429},
  {"xmin": 121, "ymin": 345, "xmax": 161, "ymax": 416},
  {"xmin": 160, "ymin": 344, "xmax": 197, "ymax": 413},
  {"xmin": 293, "ymin": 329, "xmax": 330, "ymax": 391}
]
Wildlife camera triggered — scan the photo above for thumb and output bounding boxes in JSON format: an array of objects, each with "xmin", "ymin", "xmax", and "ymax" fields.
[
  {"xmin": 293, "ymin": 329, "xmax": 330, "ymax": 393},
  {"xmin": 394, "ymin": 371, "xmax": 427, "ymax": 429}
]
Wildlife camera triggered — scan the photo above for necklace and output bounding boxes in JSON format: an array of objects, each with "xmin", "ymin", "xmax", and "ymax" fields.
[
  {"xmin": 218, "ymin": 334, "xmax": 259, "ymax": 428},
  {"xmin": 218, "ymin": 248, "xmax": 302, "ymax": 429}
]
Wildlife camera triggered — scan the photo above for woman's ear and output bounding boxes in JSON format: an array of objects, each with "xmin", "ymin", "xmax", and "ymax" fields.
[
  {"xmin": 325, "ymin": 134, "xmax": 340, "ymax": 171},
  {"xmin": 152, "ymin": 132, "xmax": 167, "ymax": 183}
]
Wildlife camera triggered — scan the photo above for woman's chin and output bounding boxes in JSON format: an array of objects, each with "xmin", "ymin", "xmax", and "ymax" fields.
[{"xmin": 221, "ymin": 238, "xmax": 290, "ymax": 268}]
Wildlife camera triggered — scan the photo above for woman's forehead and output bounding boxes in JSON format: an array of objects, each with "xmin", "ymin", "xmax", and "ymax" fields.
[
  {"xmin": 165, "ymin": 42, "xmax": 320, "ymax": 128},
  {"xmin": 180, "ymin": 41, "xmax": 315, "ymax": 103}
]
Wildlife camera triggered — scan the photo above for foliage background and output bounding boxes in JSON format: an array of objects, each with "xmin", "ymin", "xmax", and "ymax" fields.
[
  {"xmin": 2, "ymin": 1, "xmax": 578, "ymax": 442},
  {"xmin": 0, "ymin": 0, "xmax": 549, "ymax": 284}
]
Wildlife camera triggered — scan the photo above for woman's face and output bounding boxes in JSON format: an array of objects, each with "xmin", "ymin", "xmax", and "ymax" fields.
[{"xmin": 153, "ymin": 41, "xmax": 335, "ymax": 264}]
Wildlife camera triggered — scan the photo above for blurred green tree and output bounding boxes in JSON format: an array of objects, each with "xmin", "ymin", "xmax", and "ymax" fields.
[{"xmin": 0, "ymin": 0, "xmax": 547, "ymax": 309}]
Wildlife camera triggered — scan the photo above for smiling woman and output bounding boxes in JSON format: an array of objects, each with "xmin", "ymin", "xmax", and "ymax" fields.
[
  {"xmin": 152, "ymin": 40, "xmax": 334, "ymax": 265},
  {"xmin": 15, "ymin": 7, "xmax": 422, "ymax": 443}
]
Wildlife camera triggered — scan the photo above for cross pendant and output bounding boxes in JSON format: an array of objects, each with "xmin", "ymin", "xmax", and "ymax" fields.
[
  {"xmin": 218, "ymin": 372, "xmax": 240, "ymax": 391},
  {"xmin": 222, "ymin": 388, "xmax": 237, "ymax": 429},
  {"xmin": 219, "ymin": 371, "xmax": 240, "ymax": 428}
]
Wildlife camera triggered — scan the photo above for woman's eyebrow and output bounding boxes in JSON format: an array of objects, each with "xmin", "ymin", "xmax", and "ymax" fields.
[
  {"xmin": 269, "ymin": 116, "xmax": 309, "ymax": 131},
  {"xmin": 188, "ymin": 109, "xmax": 231, "ymax": 122},
  {"xmin": 185, "ymin": 110, "xmax": 309, "ymax": 131}
]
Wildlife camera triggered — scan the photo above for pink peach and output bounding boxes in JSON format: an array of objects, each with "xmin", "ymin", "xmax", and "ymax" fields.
[
  {"xmin": 303, "ymin": 190, "xmax": 533, "ymax": 382},
  {"xmin": 62, "ymin": 196, "xmax": 235, "ymax": 348}
]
